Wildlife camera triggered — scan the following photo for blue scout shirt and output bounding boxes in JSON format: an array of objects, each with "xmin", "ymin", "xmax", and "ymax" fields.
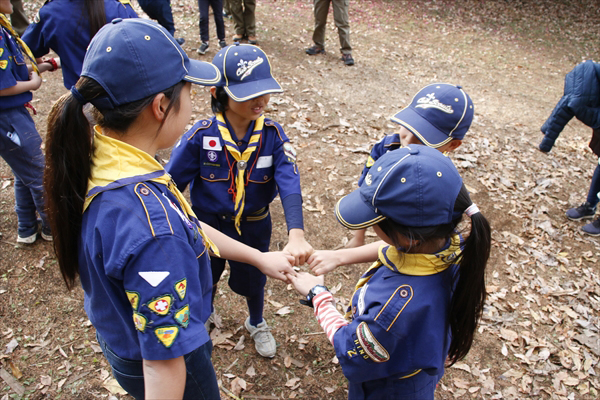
[
  {"xmin": 0, "ymin": 25, "xmax": 32, "ymax": 110},
  {"xmin": 79, "ymin": 132, "xmax": 213, "ymax": 361},
  {"xmin": 166, "ymin": 116, "xmax": 302, "ymax": 225},
  {"xmin": 358, "ymin": 133, "xmax": 400, "ymax": 186},
  {"xmin": 22, "ymin": 0, "xmax": 138, "ymax": 89},
  {"xmin": 333, "ymin": 235, "xmax": 463, "ymax": 383}
]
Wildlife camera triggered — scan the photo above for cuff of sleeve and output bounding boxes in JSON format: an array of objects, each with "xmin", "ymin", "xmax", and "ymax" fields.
[
  {"xmin": 313, "ymin": 291, "xmax": 334, "ymax": 313},
  {"xmin": 281, "ymin": 193, "xmax": 304, "ymax": 231}
]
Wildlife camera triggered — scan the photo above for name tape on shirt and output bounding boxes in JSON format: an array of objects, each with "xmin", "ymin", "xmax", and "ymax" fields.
[
  {"xmin": 203, "ymin": 137, "xmax": 222, "ymax": 151},
  {"xmin": 256, "ymin": 155, "xmax": 273, "ymax": 169}
]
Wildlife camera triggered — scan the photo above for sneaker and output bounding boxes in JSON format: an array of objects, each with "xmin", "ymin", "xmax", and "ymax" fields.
[
  {"xmin": 232, "ymin": 34, "xmax": 243, "ymax": 42},
  {"xmin": 219, "ymin": 39, "xmax": 227, "ymax": 49},
  {"xmin": 197, "ymin": 42, "xmax": 209, "ymax": 55},
  {"xmin": 248, "ymin": 36, "xmax": 258, "ymax": 45},
  {"xmin": 306, "ymin": 45, "xmax": 325, "ymax": 55},
  {"xmin": 223, "ymin": 10, "xmax": 232, "ymax": 19},
  {"xmin": 565, "ymin": 202, "xmax": 596, "ymax": 221},
  {"xmin": 41, "ymin": 225, "xmax": 52, "ymax": 242},
  {"xmin": 341, "ymin": 53, "xmax": 355, "ymax": 66},
  {"xmin": 17, "ymin": 231, "xmax": 37, "ymax": 244},
  {"xmin": 244, "ymin": 317, "xmax": 276, "ymax": 358},
  {"xmin": 582, "ymin": 218, "xmax": 600, "ymax": 236},
  {"xmin": 175, "ymin": 38, "xmax": 185, "ymax": 45}
]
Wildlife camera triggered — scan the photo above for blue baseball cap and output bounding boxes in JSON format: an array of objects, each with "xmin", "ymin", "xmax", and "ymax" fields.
[
  {"xmin": 335, "ymin": 145, "xmax": 463, "ymax": 229},
  {"xmin": 80, "ymin": 18, "xmax": 220, "ymax": 109},
  {"xmin": 212, "ymin": 43, "xmax": 283, "ymax": 102},
  {"xmin": 391, "ymin": 83, "xmax": 474, "ymax": 148}
]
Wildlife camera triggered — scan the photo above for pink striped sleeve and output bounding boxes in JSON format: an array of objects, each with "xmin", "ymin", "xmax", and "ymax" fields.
[{"xmin": 313, "ymin": 291, "xmax": 349, "ymax": 345}]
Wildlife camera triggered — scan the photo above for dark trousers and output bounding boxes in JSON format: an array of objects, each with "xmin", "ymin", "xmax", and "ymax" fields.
[
  {"xmin": 97, "ymin": 333, "xmax": 220, "ymax": 400},
  {"xmin": 348, "ymin": 371, "xmax": 439, "ymax": 400},
  {"xmin": 138, "ymin": 0, "xmax": 176, "ymax": 36},
  {"xmin": 198, "ymin": 0, "xmax": 226, "ymax": 42},
  {"xmin": 0, "ymin": 107, "xmax": 48, "ymax": 237},
  {"xmin": 9, "ymin": 0, "xmax": 29, "ymax": 36}
]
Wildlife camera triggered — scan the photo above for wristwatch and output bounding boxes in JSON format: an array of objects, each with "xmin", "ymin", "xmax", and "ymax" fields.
[{"xmin": 299, "ymin": 285, "xmax": 329, "ymax": 308}]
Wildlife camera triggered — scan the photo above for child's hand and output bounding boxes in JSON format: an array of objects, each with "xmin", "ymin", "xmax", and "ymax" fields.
[
  {"xmin": 283, "ymin": 229, "xmax": 314, "ymax": 266},
  {"xmin": 28, "ymin": 71, "xmax": 42, "ymax": 91},
  {"xmin": 289, "ymin": 272, "xmax": 324, "ymax": 296},
  {"xmin": 256, "ymin": 252, "xmax": 296, "ymax": 282},
  {"xmin": 307, "ymin": 250, "xmax": 342, "ymax": 276}
]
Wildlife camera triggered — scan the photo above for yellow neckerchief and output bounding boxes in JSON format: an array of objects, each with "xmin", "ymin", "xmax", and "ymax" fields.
[
  {"xmin": 345, "ymin": 233, "xmax": 462, "ymax": 319},
  {"xmin": 83, "ymin": 126, "xmax": 219, "ymax": 256},
  {"xmin": 0, "ymin": 14, "xmax": 39, "ymax": 74},
  {"xmin": 216, "ymin": 112, "xmax": 263, "ymax": 234}
]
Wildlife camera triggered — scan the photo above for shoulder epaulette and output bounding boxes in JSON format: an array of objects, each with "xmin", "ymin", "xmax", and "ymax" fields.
[
  {"xmin": 188, "ymin": 119, "xmax": 213, "ymax": 140},
  {"xmin": 132, "ymin": 182, "xmax": 175, "ymax": 238}
]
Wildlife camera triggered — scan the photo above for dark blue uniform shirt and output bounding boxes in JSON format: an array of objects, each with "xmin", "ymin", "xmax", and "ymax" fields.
[
  {"xmin": 80, "ymin": 180, "xmax": 213, "ymax": 360},
  {"xmin": 358, "ymin": 133, "xmax": 401, "ymax": 186},
  {"xmin": 0, "ymin": 25, "xmax": 32, "ymax": 109},
  {"xmin": 22, "ymin": 0, "xmax": 138, "ymax": 89}
]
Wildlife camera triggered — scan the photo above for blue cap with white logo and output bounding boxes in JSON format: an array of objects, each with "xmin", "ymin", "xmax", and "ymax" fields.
[
  {"xmin": 391, "ymin": 83, "xmax": 474, "ymax": 148},
  {"xmin": 81, "ymin": 18, "xmax": 220, "ymax": 109},
  {"xmin": 335, "ymin": 145, "xmax": 463, "ymax": 229},
  {"xmin": 212, "ymin": 43, "xmax": 283, "ymax": 102}
]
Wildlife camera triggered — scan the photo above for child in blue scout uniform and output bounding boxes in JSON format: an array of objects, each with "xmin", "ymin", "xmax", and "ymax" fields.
[
  {"xmin": 289, "ymin": 146, "xmax": 492, "ymax": 399},
  {"xmin": 43, "ymin": 19, "xmax": 294, "ymax": 399},
  {"xmin": 166, "ymin": 43, "xmax": 314, "ymax": 358},
  {"xmin": 0, "ymin": 1, "xmax": 55, "ymax": 244},
  {"xmin": 322, "ymin": 83, "xmax": 474, "ymax": 261},
  {"xmin": 137, "ymin": 0, "xmax": 185, "ymax": 45},
  {"xmin": 22, "ymin": 0, "xmax": 138, "ymax": 90}
]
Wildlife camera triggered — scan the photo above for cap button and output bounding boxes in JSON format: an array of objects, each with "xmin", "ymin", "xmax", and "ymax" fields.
[
  {"xmin": 235, "ymin": 42, "xmax": 240, "ymax": 46},
  {"xmin": 111, "ymin": 18, "xmax": 123, "ymax": 24},
  {"xmin": 408, "ymin": 146, "xmax": 419, "ymax": 155},
  {"xmin": 456, "ymin": 85, "xmax": 462, "ymax": 89}
]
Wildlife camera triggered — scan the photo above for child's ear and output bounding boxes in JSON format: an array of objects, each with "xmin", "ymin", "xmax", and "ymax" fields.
[
  {"xmin": 150, "ymin": 93, "xmax": 169, "ymax": 122},
  {"xmin": 447, "ymin": 139, "xmax": 462, "ymax": 152},
  {"xmin": 210, "ymin": 86, "xmax": 217, "ymax": 98}
]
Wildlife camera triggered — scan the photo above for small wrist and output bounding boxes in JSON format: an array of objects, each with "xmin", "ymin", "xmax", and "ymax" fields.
[
  {"xmin": 42, "ymin": 57, "xmax": 58, "ymax": 72},
  {"xmin": 300, "ymin": 284, "xmax": 329, "ymax": 308},
  {"xmin": 288, "ymin": 228, "xmax": 305, "ymax": 240}
]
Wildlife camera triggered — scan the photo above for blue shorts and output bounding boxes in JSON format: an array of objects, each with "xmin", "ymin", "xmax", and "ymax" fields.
[
  {"xmin": 97, "ymin": 333, "xmax": 219, "ymax": 400},
  {"xmin": 195, "ymin": 208, "xmax": 271, "ymax": 298}
]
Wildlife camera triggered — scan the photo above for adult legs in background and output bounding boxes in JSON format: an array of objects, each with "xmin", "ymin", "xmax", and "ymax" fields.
[
  {"xmin": 311, "ymin": 0, "xmax": 330, "ymax": 50},
  {"xmin": 9, "ymin": 0, "xmax": 28, "ymax": 36}
]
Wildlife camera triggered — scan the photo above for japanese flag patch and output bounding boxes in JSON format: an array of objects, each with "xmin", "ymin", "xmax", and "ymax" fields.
[{"xmin": 203, "ymin": 137, "xmax": 222, "ymax": 151}]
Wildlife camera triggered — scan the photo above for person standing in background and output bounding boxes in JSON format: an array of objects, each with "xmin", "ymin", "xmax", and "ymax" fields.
[
  {"xmin": 137, "ymin": 0, "xmax": 185, "ymax": 44},
  {"xmin": 9, "ymin": 0, "xmax": 28, "ymax": 36},
  {"xmin": 229, "ymin": 0, "xmax": 257, "ymax": 44},
  {"xmin": 306, "ymin": 0, "xmax": 354, "ymax": 66}
]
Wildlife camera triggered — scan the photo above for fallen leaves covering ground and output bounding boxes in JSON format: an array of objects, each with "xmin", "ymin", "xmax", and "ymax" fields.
[{"xmin": 1, "ymin": 0, "xmax": 599, "ymax": 399}]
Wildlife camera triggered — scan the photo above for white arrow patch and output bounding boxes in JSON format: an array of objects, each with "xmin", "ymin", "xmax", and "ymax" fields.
[{"xmin": 139, "ymin": 271, "xmax": 170, "ymax": 287}]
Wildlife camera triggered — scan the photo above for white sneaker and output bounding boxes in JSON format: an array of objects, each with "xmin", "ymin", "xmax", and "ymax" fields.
[
  {"xmin": 17, "ymin": 231, "xmax": 37, "ymax": 244},
  {"xmin": 244, "ymin": 317, "xmax": 276, "ymax": 358}
]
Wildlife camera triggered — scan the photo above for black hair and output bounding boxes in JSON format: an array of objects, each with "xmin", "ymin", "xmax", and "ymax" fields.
[
  {"xmin": 45, "ymin": 77, "xmax": 185, "ymax": 290},
  {"xmin": 376, "ymin": 184, "xmax": 491, "ymax": 366},
  {"xmin": 211, "ymin": 86, "xmax": 230, "ymax": 114},
  {"xmin": 85, "ymin": 0, "xmax": 107, "ymax": 39}
]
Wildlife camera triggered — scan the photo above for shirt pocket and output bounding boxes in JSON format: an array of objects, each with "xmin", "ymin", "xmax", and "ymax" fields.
[
  {"xmin": 200, "ymin": 166, "xmax": 230, "ymax": 182},
  {"xmin": 249, "ymin": 164, "xmax": 274, "ymax": 184}
]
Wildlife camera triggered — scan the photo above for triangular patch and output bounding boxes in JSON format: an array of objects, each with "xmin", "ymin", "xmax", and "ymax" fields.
[
  {"xmin": 155, "ymin": 326, "xmax": 179, "ymax": 348},
  {"xmin": 139, "ymin": 271, "xmax": 170, "ymax": 287}
]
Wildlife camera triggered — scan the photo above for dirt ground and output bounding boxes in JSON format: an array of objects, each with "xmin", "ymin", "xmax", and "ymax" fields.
[{"xmin": 1, "ymin": 0, "xmax": 600, "ymax": 399}]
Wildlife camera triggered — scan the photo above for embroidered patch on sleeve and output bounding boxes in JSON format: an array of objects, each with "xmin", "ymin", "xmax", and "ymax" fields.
[
  {"xmin": 174, "ymin": 278, "xmax": 187, "ymax": 300},
  {"xmin": 146, "ymin": 294, "xmax": 174, "ymax": 316},
  {"xmin": 125, "ymin": 291, "xmax": 140, "ymax": 311},
  {"xmin": 133, "ymin": 312, "xmax": 147, "ymax": 333},
  {"xmin": 174, "ymin": 305, "xmax": 190, "ymax": 328},
  {"xmin": 283, "ymin": 142, "xmax": 297, "ymax": 164},
  {"xmin": 356, "ymin": 322, "xmax": 389, "ymax": 363},
  {"xmin": 154, "ymin": 326, "xmax": 179, "ymax": 348},
  {"xmin": 0, "ymin": 60, "xmax": 8, "ymax": 70},
  {"xmin": 365, "ymin": 156, "xmax": 375, "ymax": 168}
]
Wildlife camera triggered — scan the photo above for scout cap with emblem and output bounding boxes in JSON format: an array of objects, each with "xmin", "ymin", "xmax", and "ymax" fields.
[
  {"xmin": 335, "ymin": 145, "xmax": 463, "ymax": 229},
  {"xmin": 391, "ymin": 83, "xmax": 474, "ymax": 148},
  {"xmin": 80, "ymin": 18, "xmax": 220, "ymax": 109},
  {"xmin": 212, "ymin": 43, "xmax": 283, "ymax": 102}
]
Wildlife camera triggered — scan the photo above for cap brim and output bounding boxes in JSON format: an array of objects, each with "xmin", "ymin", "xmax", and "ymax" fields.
[
  {"xmin": 391, "ymin": 107, "xmax": 452, "ymax": 149},
  {"xmin": 185, "ymin": 60, "xmax": 221, "ymax": 86},
  {"xmin": 224, "ymin": 77, "xmax": 283, "ymax": 102},
  {"xmin": 335, "ymin": 189, "xmax": 386, "ymax": 230}
]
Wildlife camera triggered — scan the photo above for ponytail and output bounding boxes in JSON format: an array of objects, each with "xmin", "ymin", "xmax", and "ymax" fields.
[
  {"xmin": 84, "ymin": 0, "xmax": 107, "ymax": 39},
  {"xmin": 45, "ymin": 78, "xmax": 97, "ymax": 290},
  {"xmin": 45, "ymin": 78, "xmax": 185, "ymax": 290},
  {"xmin": 446, "ymin": 184, "xmax": 491, "ymax": 365}
]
